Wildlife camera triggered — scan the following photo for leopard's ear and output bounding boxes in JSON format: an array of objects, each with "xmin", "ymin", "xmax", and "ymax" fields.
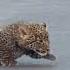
[
  {"xmin": 42, "ymin": 22, "xmax": 48, "ymax": 32},
  {"xmin": 42, "ymin": 22, "xmax": 46, "ymax": 27}
]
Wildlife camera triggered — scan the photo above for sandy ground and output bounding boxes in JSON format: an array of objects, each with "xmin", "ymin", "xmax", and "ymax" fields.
[{"xmin": 0, "ymin": 0, "xmax": 70, "ymax": 70}]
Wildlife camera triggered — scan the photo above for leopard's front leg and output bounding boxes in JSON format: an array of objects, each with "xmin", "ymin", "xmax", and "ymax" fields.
[{"xmin": 1, "ymin": 48, "xmax": 16, "ymax": 66}]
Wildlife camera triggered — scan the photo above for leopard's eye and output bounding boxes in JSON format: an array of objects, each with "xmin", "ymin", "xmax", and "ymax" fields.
[{"xmin": 47, "ymin": 49, "xmax": 50, "ymax": 51}]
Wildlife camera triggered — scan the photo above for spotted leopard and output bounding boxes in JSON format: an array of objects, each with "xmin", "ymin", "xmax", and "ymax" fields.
[{"xmin": 0, "ymin": 21, "xmax": 56, "ymax": 66}]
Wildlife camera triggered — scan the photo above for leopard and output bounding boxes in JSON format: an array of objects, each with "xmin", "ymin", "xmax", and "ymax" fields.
[{"xmin": 0, "ymin": 21, "xmax": 56, "ymax": 66}]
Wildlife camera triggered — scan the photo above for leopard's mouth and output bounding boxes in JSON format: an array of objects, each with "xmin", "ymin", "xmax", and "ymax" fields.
[
  {"xmin": 24, "ymin": 48, "xmax": 47, "ymax": 58},
  {"xmin": 24, "ymin": 48, "xmax": 42, "ymax": 59},
  {"xmin": 36, "ymin": 52, "xmax": 47, "ymax": 56},
  {"xmin": 24, "ymin": 48, "xmax": 56, "ymax": 61},
  {"xmin": 34, "ymin": 49, "xmax": 48, "ymax": 57}
]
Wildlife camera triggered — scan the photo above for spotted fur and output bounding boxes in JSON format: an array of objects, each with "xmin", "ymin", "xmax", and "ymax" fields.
[{"xmin": 0, "ymin": 21, "xmax": 50, "ymax": 66}]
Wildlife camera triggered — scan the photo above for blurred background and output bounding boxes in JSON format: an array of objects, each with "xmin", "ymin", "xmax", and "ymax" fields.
[{"xmin": 0, "ymin": 0, "xmax": 70, "ymax": 70}]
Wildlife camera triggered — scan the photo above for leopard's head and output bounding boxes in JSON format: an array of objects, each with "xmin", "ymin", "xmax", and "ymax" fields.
[
  {"xmin": 18, "ymin": 22, "xmax": 48, "ymax": 54},
  {"xmin": 28, "ymin": 22, "xmax": 50, "ymax": 56},
  {"xmin": 17, "ymin": 22, "xmax": 56, "ymax": 60}
]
